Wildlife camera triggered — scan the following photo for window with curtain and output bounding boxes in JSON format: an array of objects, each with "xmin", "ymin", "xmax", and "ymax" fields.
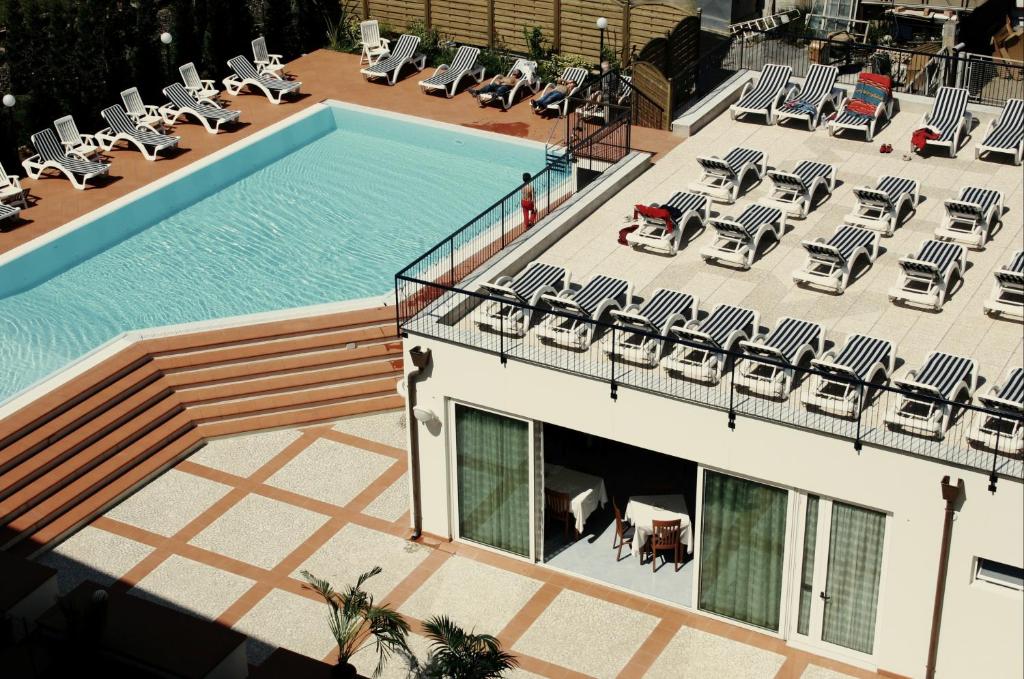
[
  {"xmin": 822, "ymin": 502, "xmax": 886, "ymax": 654},
  {"xmin": 797, "ymin": 496, "xmax": 820, "ymax": 636},
  {"xmin": 699, "ymin": 470, "xmax": 788, "ymax": 631},
  {"xmin": 455, "ymin": 405, "xmax": 531, "ymax": 557}
]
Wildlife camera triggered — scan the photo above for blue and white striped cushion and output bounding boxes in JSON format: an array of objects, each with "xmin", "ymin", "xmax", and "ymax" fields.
[
  {"xmin": 663, "ymin": 192, "xmax": 707, "ymax": 214},
  {"xmin": 833, "ymin": 335, "xmax": 892, "ymax": 380},
  {"xmin": 228, "ymin": 56, "xmax": 299, "ymax": 91},
  {"xmin": 733, "ymin": 204, "xmax": 782, "ymax": 238},
  {"xmin": 877, "ymin": 176, "xmax": 917, "ymax": 203},
  {"xmin": 906, "ymin": 240, "xmax": 963, "ymax": 276},
  {"xmin": 947, "ymin": 186, "xmax": 1000, "ymax": 218},
  {"xmin": 832, "ymin": 110, "xmax": 874, "ymax": 127},
  {"xmin": 102, "ymin": 105, "xmax": 177, "ymax": 147},
  {"xmin": 510, "ymin": 263, "xmax": 565, "ymax": 299},
  {"xmin": 928, "ymin": 87, "xmax": 969, "ymax": 142},
  {"xmin": 828, "ymin": 226, "xmax": 875, "ymax": 261},
  {"xmin": 761, "ymin": 318, "xmax": 821, "ymax": 363},
  {"xmin": 164, "ymin": 84, "xmax": 238, "ymax": 120},
  {"xmin": 1006, "ymin": 250, "xmax": 1024, "ymax": 274},
  {"xmin": 421, "ymin": 46, "xmax": 479, "ymax": 87},
  {"xmin": 778, "ymin": 64, "xmax": 837, "ymax": 114},
  {"xmin": 699, "ymin": 304, "xmax": 756, "ymax": 346},
  {"xmin": 998, "ymin": 367, "xmax": 1024, "ymax": 405},
  {"xmin": 638, "ymin": 289, "xmax": 695, "ymax": 330},
  {"xmin": 914, "ymin": 352, "xmax": 974, "ymax": 398},
  {"xmin": 31, "ymin": 129, "xmax": 108, "ymax": 174},
  {"xmin": 982, "ymin": 99, "xmax": 1024, "ymax": 150},
  {"xmin": 736, "ymin": 64, "xmax": 791, "ymax": 111},
  {"xmin": 723, "ymin": 147, "xmax": 764, "ymax": 174},
  {"xmin": 571, "ymin": 275, "xmax": 629, "ymax": 316},
  {"xmin": 364, "ymin": 34, "xmax": 419, "ymax": 74}
]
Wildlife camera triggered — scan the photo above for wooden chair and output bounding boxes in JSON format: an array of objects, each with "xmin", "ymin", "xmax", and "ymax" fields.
[
  {"xmin": 545, "ymin": 488, "xmax": 575, "ymax": 541},
  {"xmin": 646, "ymin": 519, "xmax": 682, "ymax": 572},
  {"xmin": 612, "ymin": 498, "xmax": 635, "ymax": 561}
]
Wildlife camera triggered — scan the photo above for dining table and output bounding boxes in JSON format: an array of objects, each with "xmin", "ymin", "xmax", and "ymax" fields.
[
  {"xmin": 544, "ymin": 463, "xmax": 608, "ymax": 534},
  {"xmin": 624, "ymin": 493, "xmax": 692, "ymax": 558}
]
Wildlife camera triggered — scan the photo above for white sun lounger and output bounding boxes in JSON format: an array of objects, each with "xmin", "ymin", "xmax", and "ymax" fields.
[
  {"xmin": 730, "ymin": 64, "xmax": 794, "ymax": 124},
  {"xmin": 765, "ymin": 161, "xmax": 836, "ymax": 219},
  {"xmin": 54, "ymin": 115, "xmax": 102, "ymax": 160},
  {"xmin": 581, "ymin": 74, "xmax": 632, "ymax": 122},
  {"xmin": 180, "ymin": 62, "xmax": 220, "ymax": 101},
  {"xmin": 476, "ymin": 262, "xmax": 569, "ymax": 337},
  {"xmin": 689, "ymin": 147, "xmax": 767, "ymax": 204},
  {"xmin": 96, "ymin": 105, "xmax": 180, "ymax": 161},
  {"xmin": 776, "ymin": 64, "xmax": 844, "ymax": 130},
  {"xmin": 916, "ymin": 86, "xmax": 972, "ymax": 157},
  {"xmin": 625, "ymin": 192, "xmax": 709, "ymax": 256},
  {"xmin": 22, "ymin": 128, "xmax": 110, "ymax": 190},
  {"xmin": 889, "ymin": 239, "xmax": 966, "ymax": 311},
  {"xmin": 700, "ymin": 204, "xmax": 785, "ymax": 270},
  {"xmin": 844, "ymin": 175, "xmax": 919, "ymax": 237},
  {"xmin": 361, "ymin": 34, "xmax": 425, "ymax": 85},
  {"xmin": 967, "ymin": 367, "xmax": 1024, "ymax": 456},
  {"xmin": 121, "ymin": 87, "xmax": 166, "ymax": 131},
  {"xmin": 0, "ymin": 162, "xmax": 28, "ymax": 209},
  {"xmin": 419, "ymin": 45, "xmax": 484, "ymax": 98},
  {"xmin": 224, "ymin": 55, "xmax": 302, "ymax": 104},
  {"xmin": 793, "ymin": 225, "xmax": 879, "ymax": 294},
  {"xmin": 934, "ymin": 186, "xmax": 1003, "ymax": 249},
  {"xmin": 983, "ymin": 250, "xmax": 1024, "ymax": 321},
  {"xmin": 537, "ymin": 274, "xmax": 633, "ymax": 350},
  {"xmin": 803, "ymin": 334, "xmax": 896, "ymax": 418},
  {"xmin": 604, "ymin": 288, "xmax": 698, "ymax": 367},
  {"xmin": 661, "ymin": 304, "xmax": 759, "ymax": 384},
  {"xmin": 538, "ymin": 66, "xmax": 589, "ymax": 117},
  {"xmin": 735, "ymin": 317, "xmax": 824, "ymax": 398},
  {"xmin": 975, "ymin": 98, "xmax": 1023, "ymax": 165},
  {"xmin": 885, "ymin": 351, "xmax": 977, "ymax": 439},
  {"xmin": 359, "ymin": 20, "xmax": 391, "ymax": 65},
  {"xmin": 479, "ymin": 59, "xmax": 540, "ymax": 110},
  {"xmin": 251, "ymin": 36, "xmax": 285, "ymax": 77},
  {"xmin": 161, "ymin": 83, "xmax": 241, "ymax": 134}
]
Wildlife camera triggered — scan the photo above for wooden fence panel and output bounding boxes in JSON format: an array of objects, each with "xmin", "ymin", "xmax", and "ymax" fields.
[
  {"xmin": 559, "ymin": 0, "xmax": 623, "ymax": 61},
  {"xmin": 494, "ymin": 1, "xmax": 556, "ymax": 53},
  {"xmin": 366, "ymin": 0, "xmax": 425, "ymax": 33},
  {"xmin": 628, "ymin": 3, "xmax": 691, "ymax": 57},
  {"xmin": 431, "ymin": 0, "xmax": 491, "ymax": 46}
]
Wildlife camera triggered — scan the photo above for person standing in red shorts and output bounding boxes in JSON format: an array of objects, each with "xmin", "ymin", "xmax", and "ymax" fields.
[{"xmin": 521, "ymin": 172, "xmax": 537, "ymax": 228}]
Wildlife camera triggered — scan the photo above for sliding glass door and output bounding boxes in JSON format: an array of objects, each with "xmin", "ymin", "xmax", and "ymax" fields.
[
  {"xmin": 698, "ymin": 470, "xmax": 789, "ymax": 631},
  {"xmin": 454, "ymin": 404, "xmax": 532, "ymax": 558}
]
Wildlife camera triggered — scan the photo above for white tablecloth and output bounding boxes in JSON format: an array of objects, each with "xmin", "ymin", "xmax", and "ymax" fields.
[
  {"xmin": 545, "ymin": 463, "xmax": 608, "ymax": 534},
  {"xmin": 624, "ymin": 494, "xmax": 692, "ymax": 557}
]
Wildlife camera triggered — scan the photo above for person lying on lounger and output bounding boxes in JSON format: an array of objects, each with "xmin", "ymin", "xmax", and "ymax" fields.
[
  {"xmin": 530, "ymin": 79, "xmax": 576, "ymax": 113},
  {"xmin": 470, "ymin": 70, "xmax": 522, "ymax": 101}
]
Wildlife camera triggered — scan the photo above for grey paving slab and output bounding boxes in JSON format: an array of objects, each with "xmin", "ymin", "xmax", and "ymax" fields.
[
  {"xmin": 189, "ymin": 429, "xmax": 304, "ymax": 477},
  {"xmin": 104, "ymin": 469, "xmax": 232, "ymax": 537},
  {"xmin": 39, "ymin": 526, "xmax": 155, "ymax": 594},
  {"xmin": 265, "ymin": 437, "xmax": 394, "ymax": 508},
  {"xmin": 129, "ymin": 554, "xmax": 255, "ymax": 620},
  {"xmin": 643, "ymin": 626, "xmax": 786, "ymax": 679},
  {"xmin": 363, "ymin": 473, "xmax": 410, "ymax": 523}
]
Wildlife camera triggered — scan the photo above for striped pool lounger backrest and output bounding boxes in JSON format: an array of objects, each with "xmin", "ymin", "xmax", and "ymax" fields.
[
  {"xmin": 795, "ymin": 64, "xmax": 837, "ymax": 104},
  {"xmin": 915, "ymin": 352, "xmax": 974, "ymax": 398},
  {"xmin": 511, "ymin": 263, "xmax": 564, "ymax": 299},
  {"xmin": 1007, "ymin": 251, "xmax": 1024, "ymax": 273},
  {"xmin": 985, "ymin": 98, "xmax": 1024, "ymax": 149},
  {"xmin": 913, "ymin": 240, "xmax": 963, "ymax": 276},
  {"xmin": 929, "ymin": 87, "xmax": 969, "ymax": 141},
  {"xmin": 740, "ymin": 64, "xmax": 791, "ymax": 109},
  {"xmin": 998, "ymin": 367, "xmax": 1024, "ymax": 405},
  {"xmin": 734, "ymin": 204, "xmax": 780, "ymax": 237},
  {"xmin": 663, "ymin": 192, "xmax": 706, "ymax": 215},
  {"xmin": 793, "ymin": 161, "xmax": 832, "ymax": 189},
  {"xmin": 229, "ymin": 56, "xmax": 265, "ymax": 82},
  {"xmin": 573, "ymin": 275, "xmax": 628, "ymax": 316},
  {"xmin": 952, "ymin": 186, "xmax": 1000, "ymax": 215},
  {"xmin": 641, "ymin": 289, "xmax": 695, "ymax": 329},
  {"xmin": 764, "ymin": 318, "xmax": 821, "ymax": 362},
  {"xmin": 876, "ymin": 176, "xmax": 916, "ymax": 204},
  {"xmin": 701, "ymin": 305, "xmax": 754, "ymax": 346},
  {"xmin": 31, "ymin": 128, "xmax": 68, "ymax": 162},
  {"xmin": 103, "ymin": 106, "xmax": 174, "ymax": 147},
  {"xmin": 830, "ymin": 225, "xmax": 876, "ymax": 261},
  {"xmin": 723, "ymin": 147, "xmax": 763, "ymax": 174},
  {"xmin": 836, "ymin": 335, "xmax": 892, "ymax": 380}
]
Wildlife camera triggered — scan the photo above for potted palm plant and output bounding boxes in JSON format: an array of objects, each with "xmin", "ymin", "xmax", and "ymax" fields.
[
  {"xmin": 301, "ymin": 567, "xmax": 410, "ymax": 679},
  {"xmin": 406, "ymin": 615, "xmax": 518, "ymax": 679}
]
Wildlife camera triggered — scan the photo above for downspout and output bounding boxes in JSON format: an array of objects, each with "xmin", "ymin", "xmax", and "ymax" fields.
[
  {"xmin": 402, "ymin": 346, "xmax": 432, "ymax": 541},
  {"xmin": 925, "ymin": 475, "xmax": 963, "ymax": 679}
]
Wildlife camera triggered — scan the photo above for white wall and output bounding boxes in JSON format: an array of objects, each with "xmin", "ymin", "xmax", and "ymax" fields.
[{"xmin": 405, "ymin": 338, "xmax": 1024, "ymax": 679}]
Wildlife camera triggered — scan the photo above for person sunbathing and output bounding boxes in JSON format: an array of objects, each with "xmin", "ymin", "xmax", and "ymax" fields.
[
  {"xmin": 470, "ymin": 70, "xmax": 522, "ymax": 104},
  {"xmin": 531, "ymin": 79, "xmax": 576, "ymax": 113}
]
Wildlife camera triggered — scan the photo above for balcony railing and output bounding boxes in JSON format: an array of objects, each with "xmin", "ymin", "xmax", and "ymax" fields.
[{"xmin": 397, "ymin": 280, "xmax": 1023, "ymax": 488}]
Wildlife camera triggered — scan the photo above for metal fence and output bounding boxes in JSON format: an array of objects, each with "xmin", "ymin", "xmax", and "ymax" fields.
[{"xmin": 397, "ymin": 281, "xmax": 1024, "ymax": 488}]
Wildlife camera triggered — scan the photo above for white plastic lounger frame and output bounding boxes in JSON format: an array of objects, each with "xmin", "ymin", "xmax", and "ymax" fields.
[
  {"xmin": 730, "ymin": 64, "xmax": 794, "ymax": 124},
  {"xmin": 160, "ymin": 83, "xmax": 241, "ymax": 134},
  {"xmin": 419, "ymin": 45, "xmax": 484, "ymax": 98},
  {"xmin": 888, "ymin": 239, "xmax": 966, "ymax": 311},
  {"xmin": 689, "ymin": 147, "xmax": 767, "ymax": 204},
  {"xmin": 765, "ymin": 161, "xmax": 836, "ymax": 219},
  {"xmin": 916, "ymin": 86, "xmax": 972, "ymax": 157},
  {"xmin": 625, "ymin": 192, "xmax": 710, "ymax": 256},
  {"xmin": 975, "ymin": 98, "xmax": 1023, "ymax": 165},
  {"xmin": 844, "ymin": 175, "xmax": 919, "ymax": 237},
  {"xmin": 22, "ymin": 128, "xmax": 110, "ymax": 190},
  {"xmin": 224, "ymin": 55, "xmax": 302, "ymax": 104},
  {"xmin": 604, "ymin": 288, "xmax": 698, "ymax": 367},
  {"xmin": 967, "ymin": 367, "xmax": 1024, "ymax": 455},
  {"xmin": 54, "ymin": 115, "xmax": 102, "ymax": 160},
  {"xmin": 885, "ymin": 351, "xmax": 977, "ymax": 439},
  {"xmin": 776, "ymin": 64, "xmax": 844, "ymax": 130},
  {"xmin": 359, "ymin": 20, "xmax": 391, "ymax": 65},
  {"xmin": 96, "ymin": 105, "xmax": 180, "ymax": 161},
  {"xmin": 252, "ymin": 36, "xmax": 285, "ymax": 77},
  {"xmin": 983, "ymin": 250, "xmax": 1024, "ymax": 321},
  {"xmin": 803, "ymin": 334, "xmax": 896, "ymax": 418},
  {"xmin": 828, "ymin": 97, "xmax": 892, "ymax": 142},
  {"xmin": 361, "ymin": 34, "xmax": 425, "ymax": 85},
  {"xmin": 0, "ymin": 162, "xmax": 28, "ymax": 209},
  {"xmin": 661, "ymin": 304, "xmax": 759, "ymax": 384},
  {"xmin": 537, "ymin": 274, "xmax": 633, "ymax": 350},
  {"xmin": 700, "ymin": 203, "xmax": 785, "ymax": 270},
  {"xmin": 539, "ymin": 67, "xmax": 589, "ymax": 117},
  {"xmin": 476, "ymin": 262, "xmax": 569, "ymax": 337},
  {"xmin": 121, "ymin": 87, "xmax": 166, "ymax": 132},
  {"xmin": 793, "ymin": 225, "xmax": 879, "ymax": 294},
  {"xmin": 180, "ymin": 62, "xmax": 220, "ymax": 101},
  {"xmin": 934, "ymin": 186, "xmax": 1003, "ymax": 249},
  {"xmin": 479, "ymin": 59, "xmax": 540, "ymax": 110},
  {"xmin": 735, "ymin": 317, "xmax": 824, "ymax": 398}
]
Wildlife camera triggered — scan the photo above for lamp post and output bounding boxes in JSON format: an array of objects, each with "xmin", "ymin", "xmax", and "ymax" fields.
[{"xmin": 596, "ymin": 16, "xmax": 608, "ymax": 64}]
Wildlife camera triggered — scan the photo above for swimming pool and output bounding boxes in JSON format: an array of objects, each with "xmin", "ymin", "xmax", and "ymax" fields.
[{"xmin": 0, "ymin": 102, "xmax": 545, "ymax": 403}]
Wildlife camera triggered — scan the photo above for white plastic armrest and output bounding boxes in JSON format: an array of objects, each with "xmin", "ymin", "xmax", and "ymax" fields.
[
  {"xmin": 201, "ymin": 78, "xmax": 215, "ymax": 88},
  {"xmin": 380, "ymin": 38, "xmax": 391, "ymax": 50}
]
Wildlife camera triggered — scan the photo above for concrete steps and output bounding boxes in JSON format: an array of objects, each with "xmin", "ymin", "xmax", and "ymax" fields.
[{"xmin": 0, "ymin": 304, "xmax": 403, "ymax": 558}]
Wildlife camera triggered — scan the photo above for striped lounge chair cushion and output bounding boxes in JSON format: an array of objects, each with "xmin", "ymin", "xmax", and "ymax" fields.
[
  {"xmin": 831, "ymin": 109, "xmax": 875, "ymax": 127},
  {"xmin": 946, "ymin": 186, "xmax": 1000, "ymax": 218},
  {"xmin": 662, "ymin": 192, "xmax": 707, "ymax": 215},
  {"xmin": 228, "ymin": 56, "xmax": 299, "ymax": 91},
  {"xmin": 927, "ymin": 87, "xmax": 969, "ymax": 142},
  {"xmin": 364, "ymin": 34, "xmax": 419, "ymax": 74},
  {"xmin": 756, "ymin": 318, "xmax": 821, "ymax": 363},
  {"xmin": 164, "ymin": 84, "xmax": 238, "ymax": 120},
  {"xmin": 31, "ymin": 129, "xmax": 108, "ymax": 174},
  {"xmin": 997, "ymin": 367, "xmax": 1024, "ymax": 405},
  {"xmin": 0, "ymin": 203, "xmax": 19, "ymax": 221},
  {"xmin": 571, "ymin": 276, "xmax": 629, "ymax": 317},
  {"xmin": 982, "ymin": 99, "xmax": 1024, "ymax": 151},
  {"xmin": 904, "ymin": 240, "xmax": 963, "ymax": 277},
  {"xmin": 509, "ymin": 263, "xmax": 565, "ymax": 300},
  {"xmin": 826, "ymin": 225, "xmax": 876, "ymax": 262},
  {"xmin": 772, "ymin": 161, "xmax": 833, "ymax": 192},
  {"xmin": 735, "ymin": 64, "xmax": 791, "ymax": 111},
  {"xmin": 778, "ymin": 64, "xmax": 837, "ymax": 115},
  {"xmin": 830, "ymin": 335, "xmax": 892, "ymax": 380},
  {"xmin": 101, "ymin": 106, "xmax": 176, "ymax": 147},
  {"xmin": 421, "ymin": 46, "xmax": 479, "ymax": 87},
  {"xmin": 697, "ymin": 305, "xmax": 756, "ymax": 347},
  {"xmin": 994, "ymin": 250, "xmax": 1024, "ymax": 287},
  {"xmin": 636, "ymin": 289, "xmax": 695, "ymax": 329},
  {"xmin": 911, "ymin": 352, "xmax": 974, "ymax": 398},
  {"xmin": 1006, "ymin": 250, "xmax": 1024, "ymax": 274},
  {"xmin": 713, "ymin": 204, "xmax": 781, "ymax": 241},
  {"xmin": 877, "ymin": 176, "xmax": 917, "ymax": 202}
]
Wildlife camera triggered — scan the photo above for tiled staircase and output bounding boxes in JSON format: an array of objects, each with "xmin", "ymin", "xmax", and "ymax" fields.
[{"xmin": 0, "ymin": 305, "xmax": 403, "ymax": 558}]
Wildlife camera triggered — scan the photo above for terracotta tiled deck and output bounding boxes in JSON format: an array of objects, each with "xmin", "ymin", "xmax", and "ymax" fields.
[
  {"xmin": 41, "ymin": 411, "xmax": 887, "ymax": 679},
  {"xmin": 1, "ymin": 49, "xmax": 681, "ymax": 256}
]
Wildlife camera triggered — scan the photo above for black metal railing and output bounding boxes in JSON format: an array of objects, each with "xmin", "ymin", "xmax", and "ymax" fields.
[
  {"xmin": 396, "ymin": 280, "xmax": 1024, "ymax": 487},
  {"xmin": 396, "ymin": 111, "xmax": 632, "ymax": 324}
]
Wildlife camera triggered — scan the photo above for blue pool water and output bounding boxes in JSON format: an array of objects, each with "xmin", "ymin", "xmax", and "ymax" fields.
[{"xmin": 0, "ymin": 103, "xmax": 544, "ymax": 402}]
